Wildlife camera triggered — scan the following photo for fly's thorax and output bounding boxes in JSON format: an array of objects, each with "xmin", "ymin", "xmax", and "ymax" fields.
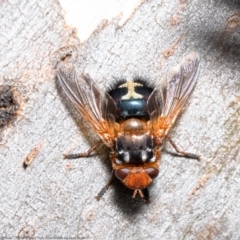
[{"xmin": 114, "ymin": 118, "xmax": 156, "ymax": 165}]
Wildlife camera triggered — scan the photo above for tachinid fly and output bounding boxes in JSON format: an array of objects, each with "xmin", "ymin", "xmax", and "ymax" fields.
[{"xmin": 57, "ymin": 52, "xmax": 200, "ymax": 201}]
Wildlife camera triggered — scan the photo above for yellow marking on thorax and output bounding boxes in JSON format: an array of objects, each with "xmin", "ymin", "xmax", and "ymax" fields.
[{"xmin": 119, "ymin": 80, "xmax": 143, "ymax": 100}]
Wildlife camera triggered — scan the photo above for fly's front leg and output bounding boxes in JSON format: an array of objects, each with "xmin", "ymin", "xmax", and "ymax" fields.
[
  {"xmin": 166, "ymin": 136, "xmax": 200, "ymax": 161},
  {"xmin": 142, "ymin": 188, "xmax": 150, "ymax": 203},
  {"xmin": 95, "ymin": 170, "xmax": 115, "ymax": 200},
  {"xmin": 64, "ymin": 140, "xmax": 103, "ymax": 159}
]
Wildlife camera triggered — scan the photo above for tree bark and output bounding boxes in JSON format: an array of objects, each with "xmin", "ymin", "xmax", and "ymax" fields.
[{"xmin": 0, "ymin": 0, "xmax": 240, "ymax": 239}]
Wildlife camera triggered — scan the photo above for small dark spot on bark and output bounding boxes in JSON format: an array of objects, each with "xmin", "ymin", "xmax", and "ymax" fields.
[
  {"xmin": 18, "ymin": 225, "xmax": 35, "ymax": 239},
  {"xmin": 0, "ymin": 85, "xmax": 19, "ymax": 129}
]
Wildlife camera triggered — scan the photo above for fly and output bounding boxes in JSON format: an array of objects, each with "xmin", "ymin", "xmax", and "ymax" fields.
[{"xmin": 57, "ymin": 52, "xmax": 200, "ymax": 201}]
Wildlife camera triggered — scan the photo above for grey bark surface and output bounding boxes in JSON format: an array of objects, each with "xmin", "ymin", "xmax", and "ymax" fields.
[{"xmin": 0, "ymin": 0, "xmax": 240, "ymax": 239}]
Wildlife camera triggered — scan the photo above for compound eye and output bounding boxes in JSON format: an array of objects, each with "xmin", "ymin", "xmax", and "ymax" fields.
[
  {"xmin": 146, "ymin": 168, "xmax": 159, "ymax": 179},
  {"xmin": 115, "ymin": 168, "xmax": 130, "ymax": 181}
]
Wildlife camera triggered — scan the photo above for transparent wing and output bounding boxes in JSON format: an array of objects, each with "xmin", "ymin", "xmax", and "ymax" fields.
[
  {"xmin": 147, "ymin": 52, "xmax": 200, "ymax": 142},
  {"xmin": 57, "ymin": 59, "xmax": 118, "ymax": 148}
]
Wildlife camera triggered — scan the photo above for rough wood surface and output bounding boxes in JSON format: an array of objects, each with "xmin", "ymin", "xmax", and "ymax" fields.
[{"xmin": 0, "ymin": 0, "xmax": 240, "ymax": 239}]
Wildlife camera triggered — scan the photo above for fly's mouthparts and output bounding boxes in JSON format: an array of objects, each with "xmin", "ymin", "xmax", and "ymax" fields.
[{"xmin": 132, "ymin": 189, "xmax": 144, "ymax": 198}]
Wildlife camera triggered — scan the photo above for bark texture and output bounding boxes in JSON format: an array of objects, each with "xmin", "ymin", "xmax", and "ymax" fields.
[{"xmin": 0, "ymin": 0, "xmax": 240, "ymax": 239}]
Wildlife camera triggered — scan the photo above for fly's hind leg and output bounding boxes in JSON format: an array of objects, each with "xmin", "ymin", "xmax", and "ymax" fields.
[
  {"xmin": 166, "ymin": 136, "xmax": 200, "ymax": 161},
  {"xmin": 95, "ymin": 170, "xmax": 115, "ymax": 200},
  {"xmin": 64, "ymin": 140, "xmax": 103, "ymax": 159}
]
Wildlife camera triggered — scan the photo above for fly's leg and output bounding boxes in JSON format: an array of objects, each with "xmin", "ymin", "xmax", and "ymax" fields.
[
  {"xmin": 64, "ymin": 140, "xmax": 110, "ymax": 200},
  {"xmin": 64, "ymin": 140, "xmax": 102, "ymax": 159},
  {"xmin": 166, "ymin": 136, "xmax": 200, "ymax": 161},
  {"xmin": 142, "ymin": 188, "xmax": 150, "ymax": 203},
  {"xmin": 95, "ymin": 170, "xmax": 115, "ymax": 200}
]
